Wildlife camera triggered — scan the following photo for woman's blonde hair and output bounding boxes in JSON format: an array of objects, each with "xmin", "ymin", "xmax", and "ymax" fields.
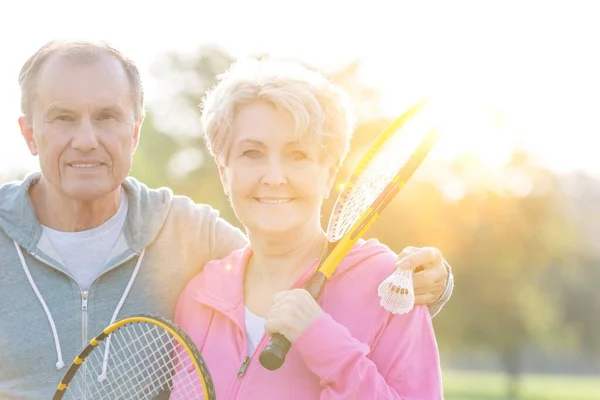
[{"xmin": 200, "ymin": 58, "xmax": 355, "ymax": 166}]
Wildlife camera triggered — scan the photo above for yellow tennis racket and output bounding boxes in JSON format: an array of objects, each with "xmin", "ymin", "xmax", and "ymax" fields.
[
  {"xmin": 258, "ymin": 99, "xmax": 440, "ymax": 371},
  {"xmin": 53, "ymin": 314, "xmax": 215, "ymax": 400}
]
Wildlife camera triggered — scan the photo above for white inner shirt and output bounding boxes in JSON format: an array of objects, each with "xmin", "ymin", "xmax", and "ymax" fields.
[
  {"xmin": 244, "ymin": 306, "xmax": 266, "ymax": 356},
  {"xmin": 42, "ymin": 192, "xmax": 128, "ymax": 291}
]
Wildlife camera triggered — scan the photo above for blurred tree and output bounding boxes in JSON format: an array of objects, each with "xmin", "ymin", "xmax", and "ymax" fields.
[
  {"xmin": 551, "ymin": 172, "xmax": 600, "ymax": 359},
  {"xmin": 559, "ymin": 254, "xmax": 600, "ymax": 356},
  {"xmin": 364, "ymin": 152, "xmax": 575, "ymax": 399},
  {"xmin": 131, "ymin": 46, "xmax": 238, "ymax": 224},
  {"xmin": 128, "ymin": 45, "xmax": 598, "ymax": 398}
]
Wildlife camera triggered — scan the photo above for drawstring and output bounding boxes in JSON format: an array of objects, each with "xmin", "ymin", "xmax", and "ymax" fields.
[
  {"xmin": 15, "ymin": 241, "xmax": 146, "ymax": 376},
  {"xmin": 14, "ymin": 241, "xmax": 65, "ymax": 370},
  {"xmin": 97, "ymin": 249, "xmax": 145, "ymax": 382}
]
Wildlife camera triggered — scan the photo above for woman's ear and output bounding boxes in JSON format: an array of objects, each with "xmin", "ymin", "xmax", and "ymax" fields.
[
  {"xmin": 217, "ymin": 163, "xmax": 230, "ymax": 196},
  {"xmin": 324, "ymin": 165, "xmax": 339, "ymax": 200}
]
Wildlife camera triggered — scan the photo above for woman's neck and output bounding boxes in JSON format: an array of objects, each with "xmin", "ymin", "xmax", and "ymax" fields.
[{"xmin": 247, "ymin": 225, "xmax": 326, "ymax": 284}]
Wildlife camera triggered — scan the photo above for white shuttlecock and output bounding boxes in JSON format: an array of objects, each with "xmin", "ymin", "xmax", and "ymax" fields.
[{"xmin": 377, "ymin": 267, "xmax": 415, "ymax": 314}]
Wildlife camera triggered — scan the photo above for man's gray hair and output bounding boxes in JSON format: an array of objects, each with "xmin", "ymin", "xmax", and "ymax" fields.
[{"xmin": 18, "ymin": 39, "xmax": 145, "ymax": 121}]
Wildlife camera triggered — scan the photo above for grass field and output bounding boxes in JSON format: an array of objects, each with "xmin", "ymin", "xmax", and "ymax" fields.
[{"xmin": 443, "ymin": 370, "xmax": 600, "ymax": 400}]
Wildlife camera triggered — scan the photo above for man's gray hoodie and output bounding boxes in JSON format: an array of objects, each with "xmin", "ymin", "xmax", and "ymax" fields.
[{"xmin": 0, "ymin": 172, "xmax": 247, "ymax": 399}]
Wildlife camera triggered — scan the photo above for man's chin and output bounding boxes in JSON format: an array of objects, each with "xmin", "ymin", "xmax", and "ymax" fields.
[{"xmin": 61, "ymin": 181, "xmax": 119, "ymax": 202}]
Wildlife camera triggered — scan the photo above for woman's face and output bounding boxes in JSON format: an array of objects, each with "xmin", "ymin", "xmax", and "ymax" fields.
[{"xmin": 219, "ymin": 101, "xmax": 335, "ymax": 237}]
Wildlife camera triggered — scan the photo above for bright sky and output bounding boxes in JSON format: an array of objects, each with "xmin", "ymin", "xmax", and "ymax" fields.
[{"xmin": 1, "ymin": 0, "xmax": 598, "ymax": 177}]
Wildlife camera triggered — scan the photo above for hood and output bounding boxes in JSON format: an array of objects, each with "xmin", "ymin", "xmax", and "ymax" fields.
[
  {"xmin": 194, "ymin": 237, "xmax": 393, "ymax": 313},
  {"xmin": 0, "ymin": 171, "xmax": 173, "ymax": 253},
  {"xmin": 330, "ymin": 238, "xmax": 393, "ymax": 276}
]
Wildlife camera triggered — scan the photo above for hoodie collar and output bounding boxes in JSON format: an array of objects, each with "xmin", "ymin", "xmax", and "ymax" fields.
[
  {"xmin": 192, "ymin": 246, "xmax": 321, "ymax": 318},
  {"xmin": 0, "ymin": 171, "xmax": 174, "ymax": 254},
  {"xmin": 0, "ymin": 171, "xmax": 42, "ymax": 252},
  {"xmin": 193, "ymin": 247, "xmax": 250, "ymax": 315},
  {"xmin": 192, "ymin": 238, "xmax": 390, "ymax": 316}
]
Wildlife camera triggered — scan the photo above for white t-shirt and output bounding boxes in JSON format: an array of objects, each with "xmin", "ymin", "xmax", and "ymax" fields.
[
  {"xmin": 42, "ymin": 193, "xmax": 128, "ymax": 291},
  {"xmin": 244, "ymin": 306, "xmax": 266, "ymax": 356}
]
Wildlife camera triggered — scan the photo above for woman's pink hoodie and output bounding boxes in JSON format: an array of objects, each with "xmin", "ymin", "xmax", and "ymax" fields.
[{"xmin": 173, "ymin": 239, "xmax": 443, "ymax": 399}]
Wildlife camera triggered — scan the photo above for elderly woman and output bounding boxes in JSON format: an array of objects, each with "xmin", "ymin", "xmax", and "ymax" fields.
[{"xmin": 173, "ymin": 59, "xmax": 443, "ymax": 399}]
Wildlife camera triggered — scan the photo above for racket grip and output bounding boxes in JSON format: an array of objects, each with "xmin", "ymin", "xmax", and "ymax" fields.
[
  {"xmin": 259, "ymin": 333, "xmax": 292, "ymax": 371},
  {"xmin": 259, "ymin": 271, "xmax": 328, "ymax": 371}
]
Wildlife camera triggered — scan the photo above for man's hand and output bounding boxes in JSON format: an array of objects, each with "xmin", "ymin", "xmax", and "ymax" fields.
[{"xmin": 397, "ymin": 246, "xmax": 449, "ymax": 305}]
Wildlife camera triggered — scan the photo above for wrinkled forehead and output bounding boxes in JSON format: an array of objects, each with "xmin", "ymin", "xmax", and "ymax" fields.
[
  {"xmin": 34, "ymin": 54, "xmax": 135, "ymax": 115},
  {"xmin": 231, "ymin": 102, "xmax": 319, "ymax": 148},
  {"xmin": 215, "ymin": 104, "xmax": 323, "ymax": 167}
]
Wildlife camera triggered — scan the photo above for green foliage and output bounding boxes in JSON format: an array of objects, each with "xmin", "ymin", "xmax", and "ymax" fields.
[
  {"xmin": 126, "ymin": 46, "xmax": 599, "ymax": 395},
  {"xmin": 443, "ymin": 370, "xmax": 600, "ymax": 400},
  {"xmin": 130, "ymin": 46, "xmax": 239, "ymax": 224}
]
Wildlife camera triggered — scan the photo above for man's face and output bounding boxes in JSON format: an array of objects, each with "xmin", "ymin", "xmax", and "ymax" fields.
[{"xmin": 19, "ymin": 54, "xmax": 142, "ymax": 201}]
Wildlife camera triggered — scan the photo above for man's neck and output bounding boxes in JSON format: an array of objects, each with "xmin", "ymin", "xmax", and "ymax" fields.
[{"xmin": 30, "ymin": 178, "xmax": 123, "ymax": 232}]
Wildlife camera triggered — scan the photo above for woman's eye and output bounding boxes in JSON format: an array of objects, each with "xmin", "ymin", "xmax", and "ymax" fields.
[
  {"xmin": 242, "ymin": 149, "xmax": 262, "ymax": 158},
  {"xmin": 289, "ymin": 150, "xmax": 308, "ymax": 161}
]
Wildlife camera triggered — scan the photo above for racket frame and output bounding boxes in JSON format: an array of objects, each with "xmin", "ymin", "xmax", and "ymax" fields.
[
  {"xmin": 319, "ymin": 126, "xmax": 439, "ymax": 278},
  {"xmin": 259, "ymin": 99, "xmax": 439, "ymax": 370},
  {"xmin": 52, "ymin": 314, "xmax": 214, "ymax": 400}
]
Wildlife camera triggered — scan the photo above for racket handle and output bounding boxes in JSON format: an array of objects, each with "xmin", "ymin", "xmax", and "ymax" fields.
[
  {"xmin": 259, "ymin": 271, "xmax": 328, "ymax": 371},
  {"xmin": 258, "ymin": 333, "xmax": 292, "ymax": 371}
]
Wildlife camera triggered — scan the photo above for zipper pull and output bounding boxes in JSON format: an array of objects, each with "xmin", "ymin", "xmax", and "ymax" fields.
[
  {"xmin": 237, "ymin": 356, "xmax": 251, "ymax": 378},
  {"xmin": 81, "ymin": 291, "xmax": 88, "ymax": 311}
]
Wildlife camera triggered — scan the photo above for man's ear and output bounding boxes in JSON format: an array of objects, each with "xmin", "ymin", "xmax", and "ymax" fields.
[
  {"xmin": 131, "ymin": 115, "xmax": 144, "ymax": 153},
  {"xmin": 18, "ymin": 116, "xmax": 38, "ymax": 156}
]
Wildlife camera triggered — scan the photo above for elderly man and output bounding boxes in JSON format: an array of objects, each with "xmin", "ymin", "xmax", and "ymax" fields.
[{"xmin": 0, "ymin": 39, "xmax": 453, "ymax": 399}]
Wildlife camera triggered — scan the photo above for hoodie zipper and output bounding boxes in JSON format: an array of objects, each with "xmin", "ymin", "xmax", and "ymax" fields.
[
  {"xmin": 191, "ymin": 299, "xmax": 263, "ymax": 399},
  {"xmin": 229, "ymin": 287, "xmax": 312, "ymax": 399},
  {"xmin": 78, "ymin": 253, "xmax": 138, "ymax": 348},
  {"xmin": 229, "ymin": 270, "xmax": 322, "ymax": 397},
  {"xmin": 81, "ymin": 291, "xmax": 88, "ymax": 349},
  {"xmin": 27, "ymin": 252, "xmax": 91, "ymax": 351},
  {"xmin": 28, "ymin": 250, "xmax": 137, "ymax": 348},
  {"xmin": 229, "ymin": 333, "xmax": 270, "ymax": 399},
  {"xmin": 80, "ymin": 253, "xmax": 137, "ymax": 346},
  {"xmin": 198, "ymin": 257, "xmax": 320, "ymax": 399}
]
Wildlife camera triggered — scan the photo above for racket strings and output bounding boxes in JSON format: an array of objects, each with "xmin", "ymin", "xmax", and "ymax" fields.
[
  {"xmin": 83, "ymin": 324, "xmax": 170, "ymax": 398},
  {"xmin": 70, "ymin": 326, "xmax": 172, "ymax": 398},
  {"xmin": 63, "ymin": 323, "xmax": 204, "ymax": 399},
  {"xmin": 329, "ymin": 118, "xmax": 425, "ymax": 241}
]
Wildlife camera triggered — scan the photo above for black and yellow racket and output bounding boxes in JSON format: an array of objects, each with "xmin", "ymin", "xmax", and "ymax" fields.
[
  {"xmin": 53, "ymin": 314, "xmax": 215, "ymax": 400},
  {"xmin": 258, "ymin": 99, "xmax": 440, "ymax": 371}
]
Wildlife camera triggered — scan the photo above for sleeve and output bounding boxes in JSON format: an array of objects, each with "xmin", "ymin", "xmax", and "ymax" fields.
[
  {"xmin": 427, "ymin": 259, "xmax": 455, "ymax": 318},
  {"xmin": 206, "ymin": 208, "xmax": 248, "ymax": 262},
  {"xmin": 170, "ymin": 285, "xmax": 211, "ymax": 400},
  {"xmin": 166, "ymin": 197, "xmax": 248, "ymax": 276},
  {"xmin": 293, "ymin": 306, "xmax": 443, "ymax": 400}
]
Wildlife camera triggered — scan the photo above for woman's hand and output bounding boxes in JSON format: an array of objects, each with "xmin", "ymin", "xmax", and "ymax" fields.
[{"xmin": 264, "ymin": 289, "xmax": 324, "ymax": 343}]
